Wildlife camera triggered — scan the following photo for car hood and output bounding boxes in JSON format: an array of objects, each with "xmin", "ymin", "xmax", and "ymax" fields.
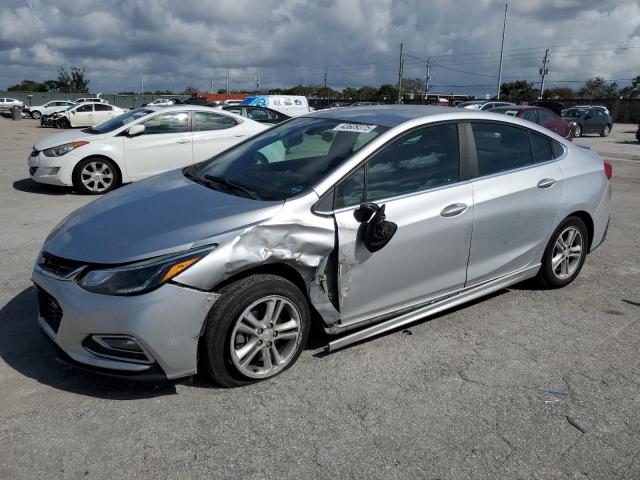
[
  {"xmin": 43, "ymin": 170, "xmax": 284, "ymax": 264},
  {"xmin": 34, "ymin": 129, "xmax": 105, "ymax": 150}
]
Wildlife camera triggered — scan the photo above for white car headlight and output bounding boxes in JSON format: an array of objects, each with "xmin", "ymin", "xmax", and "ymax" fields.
[{"xmin": 42, "ymin": 141, "xmax": 89, "ymax": 157}]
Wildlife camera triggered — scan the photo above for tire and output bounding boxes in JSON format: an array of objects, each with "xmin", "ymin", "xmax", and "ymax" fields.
[
  {"xmin": 31, "ymin": 111, "xmax": 42, "ymax": 119},
  {"xmin": 202, "ymin": 274, "xmax": 311, "ymax": 387},
  {"xmin": 72, "ymin": 157, "xmax": 121, "ymax": 195},
  {"xmin": 600, "ymin": 125, "xmax": 610, "ymax": 137},
  {"xmin": 574, "ymin": 124, "xmax": 582, "ymax": 137},
  {"xmin": 57, "ymin": 118, "xmax": 70, "ymax": 129},
  {"xmin": 537, "ymin": 216, "xmax": 589, "ymax": 289}
]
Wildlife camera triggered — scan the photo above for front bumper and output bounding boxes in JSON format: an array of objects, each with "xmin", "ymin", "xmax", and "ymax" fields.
[
  {"xmin": 32, "ymin": 268, "xmax": 220, "ymax": 379},
  {"xmin": 28, "ymin": 150, "xmax": 80, "ymax": 186}
]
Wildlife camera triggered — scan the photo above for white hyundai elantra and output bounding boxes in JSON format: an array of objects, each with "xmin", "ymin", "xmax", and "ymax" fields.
[{"xmin": 28, "ymin": 105, "xmax": 269, "ymax": 194}]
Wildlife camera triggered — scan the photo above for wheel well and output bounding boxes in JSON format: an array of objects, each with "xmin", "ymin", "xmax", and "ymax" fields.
[
  {"xmin": 568, "ymin": 211, "xmax": 594, "ymax": 251},
  {"xmin": 75, "ymin": 155, "xmax": 123, "ymax": 183},
  {"xmin": 213, "ymin": 263, "xmax": 308, "ymax": 296}
]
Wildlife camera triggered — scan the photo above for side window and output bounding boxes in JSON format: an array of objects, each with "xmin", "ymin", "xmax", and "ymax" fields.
[
  {"xmin": 522, "ymin": 110, "xmax": 537, "ymax": 122},
  {"xmin": 194, "ymin": 112, "xmax": 237, "ymax": 131},
  {"xmin": 76, "ymin": 104, "xmax": 93, "ymax": 112},
  {"xmin": 366, "ymin": 123, "xmax": 460, "ymax": 201},
  {"xmin": 530, "ymin": 132, "xmax": 553, "ymax": 163},
  {"xmin": 142, "ymin": 111, "xmax": 189, "ymax": 134},
  {"xmin": 471, "ymin": 122, "xmax": 533, "ymax": 176},
  {"xmin": 552, "ymin": 141, "xmax": 565, "ymax": 159},
  {"xmin": 94, "ymin": 104, "xmax": 112, "ymax": 111},
  {"xmin": 246, "ymin": 108, "xmax": 269, "ymax": 121},
  {"xmin": 538, "ymin": 110, "xmax": 556, "ymax": 123},
  {"xmin": 335, "ymin": 166, "xmax": 365, "ymax": 208},
  {"xmin": 226, "ymin": 107, "xmax": 243, "ymax": 116}
]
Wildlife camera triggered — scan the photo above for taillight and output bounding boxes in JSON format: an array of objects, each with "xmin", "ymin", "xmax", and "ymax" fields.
[{"xmin": 604, "ymin": 161, "xmax": 613, "ymax": 180}]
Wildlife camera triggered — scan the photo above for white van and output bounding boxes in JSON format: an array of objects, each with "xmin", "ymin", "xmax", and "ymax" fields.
[{"xmin": 240, "ymin": 95, "xmax": 310, "ymax": 117}]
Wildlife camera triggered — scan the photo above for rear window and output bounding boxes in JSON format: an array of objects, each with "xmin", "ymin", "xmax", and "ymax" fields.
[{"xmin": 471, "ymin": 122, "xmax": 532, "ymax": 176}]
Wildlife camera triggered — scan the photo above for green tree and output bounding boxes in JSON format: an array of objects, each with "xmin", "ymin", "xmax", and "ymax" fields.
[
  {"xmin": 500, "ymin": 80, "xmax": 539, "ymax": 102},
  {"xmin": 578, "ymin": 76, "xmax": 618, "ymax": 98},
  {"xmin": 377, "ymin": 84, "xmax": 398, "ymax": 100},
  {"xmin": 400, "ymin": 77, "xmax": 425, "ymax": 94},
  {"xmin": 182, "ymin": 85, "xmax": 198, "ymax": 95},
  {"xmin": 357, "ymin": 86, "xmax": 378, "ymax": 100},
  {"xmin": 57, "ymin": 66, "xmax": 89, "ymax": 93},
  {"xmin": 118, "ymin": 91, "xmax": 136, "ymax": 95},
  {"xmin": 341, "ymin": 87, "xmax": 359, "ymax": 100},
  {"xmin": 619, "ymin": 75, "xmax": 640, "ymax": 99},
  {"xmin": 542, "ymin": 87, "xmax": 575, "ymax": 100},
  {"xmin": 7, "ymin": 80, "xmax": 47, "ymax": 92}
]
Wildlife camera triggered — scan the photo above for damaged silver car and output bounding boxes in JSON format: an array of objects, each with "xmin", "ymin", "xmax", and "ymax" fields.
[{"xmin": 33, "ymin": 106, "xmax": 611, "ymax": 386}]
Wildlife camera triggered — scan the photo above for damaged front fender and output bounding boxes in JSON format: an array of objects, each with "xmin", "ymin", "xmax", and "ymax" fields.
[{"xmin": 173, "ymin": 194, "xmax": 341, "ymax": 325}]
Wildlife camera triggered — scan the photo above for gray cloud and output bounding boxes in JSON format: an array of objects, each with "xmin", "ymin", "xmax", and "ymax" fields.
[{"xmin": 1, "ymin": 0, "xmax": 639, "ymax": 94}]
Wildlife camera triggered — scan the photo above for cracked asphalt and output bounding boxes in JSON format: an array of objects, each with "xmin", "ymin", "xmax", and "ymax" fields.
[{"xmin": 1, "ymin": 118, "xmax": 639, "ymax": 479}]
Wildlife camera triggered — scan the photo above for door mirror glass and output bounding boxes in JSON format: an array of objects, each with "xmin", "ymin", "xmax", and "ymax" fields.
[{"xmin": 127, "ymin": 124, "xmax": 146, "ymax": 136}]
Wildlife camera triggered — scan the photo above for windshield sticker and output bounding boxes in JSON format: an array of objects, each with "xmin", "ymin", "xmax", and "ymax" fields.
[{"xmin": 332, "ymin": 123, "xmax": 377, "ymax": 133}]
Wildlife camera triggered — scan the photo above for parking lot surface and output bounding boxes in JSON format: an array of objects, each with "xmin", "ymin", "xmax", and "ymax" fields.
[{"xmin": 1, "ymin": 118, "xmax": 639, "ymax": 479}]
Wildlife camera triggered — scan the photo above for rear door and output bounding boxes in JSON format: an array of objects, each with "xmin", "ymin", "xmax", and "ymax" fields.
[
  {"xmin": 466, "ymin": 122, "xmax": 564, "ymax": 285},
  {"xmin": 93, "ymin": 103, "xmax": 114, "ymax": 123},
  {"xmin": 191, "ymin": 111, "xmax": 247, "ymax": 162},
  {"xmin": 332, "ymin": 122, "xmax": 474, "ymax": 323},
  {"xmin": 123, "ymin": 110, "xmax": 192, "ymax": 179}
]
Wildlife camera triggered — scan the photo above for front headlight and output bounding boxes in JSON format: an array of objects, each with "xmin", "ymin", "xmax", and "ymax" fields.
[
  {"xmin": 77, "ymin": 246, "xmax": 214, "ymax": 295},
  {"xmin": 43, "ymin": 141, "xmax": 89, "ymax": 157}
]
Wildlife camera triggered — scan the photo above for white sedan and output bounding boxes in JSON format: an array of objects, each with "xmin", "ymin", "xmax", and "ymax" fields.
[
  {"xmin": 26, "ymin": 100, "xmax": 76, "ymax": 119},
  {"xmin": 45, "ymin": 103, "xmax": 125, "ymax": 128},
  {"xmin": 28, "ymin": 105, "xmax": 269, "ymax": 194}
]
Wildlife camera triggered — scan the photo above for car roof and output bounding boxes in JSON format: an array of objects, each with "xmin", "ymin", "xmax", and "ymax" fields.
[{"xmin": 490, "ymin": 105, "xmax": 540, "ymax": 111}]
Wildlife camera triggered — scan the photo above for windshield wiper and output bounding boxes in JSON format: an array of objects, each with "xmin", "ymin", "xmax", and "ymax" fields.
[
  {"xmin": 82, "ymin": 127, "xmax": 100, "ymax": 134},
  {"xmin": 203, "ymin": 174, "xmax": 261, "ymax": 200}
]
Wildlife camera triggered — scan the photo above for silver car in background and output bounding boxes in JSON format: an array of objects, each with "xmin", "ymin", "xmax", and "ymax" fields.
[{"xmin": 32, "ymin": 106, "xmax": 611, "ymax": 386}]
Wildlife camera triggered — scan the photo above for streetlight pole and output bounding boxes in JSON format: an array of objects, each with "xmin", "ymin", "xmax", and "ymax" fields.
[
  {"xmin": 397, "ymin": 43, "xmax": 404, "ymax": 104},
  {"xmin": 496, "ymin": 2, "xmax": 508, "ymax": 99}
]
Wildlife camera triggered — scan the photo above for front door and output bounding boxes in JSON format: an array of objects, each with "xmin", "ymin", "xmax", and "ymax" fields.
[
  {"xmin": 465, "ymin": 122, "xmax": 564, "ymax": 285},
  {"xmin": 123, "ymin": 110, "xmax": 192, "ymax": 180},
  {"xmin": 333, "ymin": 123, "xmax": 474, "ymax": 324},
  {"xmin": 70, "ymin": 104, "xmax": 94, "ymax": 126}
]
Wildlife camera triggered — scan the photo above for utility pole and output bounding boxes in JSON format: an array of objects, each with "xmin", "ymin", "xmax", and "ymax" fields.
[
  {"xmin": 539, "ymin": 48, "xmax": 550, "ymax": 98},
  {"xmin": 397, "ymin": 43, "xmax": 404, "ymax": 104},
  {"xmin": 255, "ymin": 74, "xmax": 260, "ymax": 94},
  {"xmin": 496, "ymin": 2, "xmax": 508, "ymax": 99},
  {"xmin": 424, "ymin": 57, "xmax": 431, "ymax": 101},
  {"xmin": 226, "ymin": 54, "xmax": 230, "ymax": 93},
  {"xmin": 323, "ymin": 66, "xmax": 328, "ymax": 89},
  {"xmin": 140, "ymin": 72, "xmax": 144, "ymax": 95}
]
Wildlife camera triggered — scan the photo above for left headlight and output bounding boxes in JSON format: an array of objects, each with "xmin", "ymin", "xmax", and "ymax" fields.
[
  {"xmin": 77, "ymin": 246, "xmax": 214, "ymax": 296},
  {"xmin": 43, "ymin": 141, "xmax": 89, "ymax": 157}
]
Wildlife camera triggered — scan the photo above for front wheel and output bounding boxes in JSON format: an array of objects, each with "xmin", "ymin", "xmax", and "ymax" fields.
[
  {"xmin": 72, "ymin": 157, "xmax": 120, "ymax": 195},
  {"xmin": 31, "ymin": 111, "xmax": 42, "ymax": 119},
  {"xmin": 537, "ymin": 216, "xmax": 588, "ymax": 288},
  {"xmin": 202, "ymin": 274, "xmax": 311, "ymax": 387},
  {"xmin": 600, "ymin": 125, "xmax": 610, "ymax": 137},
  {"xmin": 56, "ymin": 118, "xmax": 70, "ymax": 128},
  {"xmin": 574, "ymin": 124, "xmax": 582, "ymax": 137}
]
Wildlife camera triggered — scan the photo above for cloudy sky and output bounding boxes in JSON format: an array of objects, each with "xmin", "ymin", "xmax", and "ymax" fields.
[{"xmin": 1, "ymin": 0, "xmax": 639, "ymax": 96}]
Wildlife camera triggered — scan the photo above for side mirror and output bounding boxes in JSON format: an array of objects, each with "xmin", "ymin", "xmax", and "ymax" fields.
[
  {"xmin": 353, "ymin": 203, "xmax": 398, "ymax": 253},
  {"xmin": 127, "ymin": 124, "xmax": 145, "ymax": 136}
]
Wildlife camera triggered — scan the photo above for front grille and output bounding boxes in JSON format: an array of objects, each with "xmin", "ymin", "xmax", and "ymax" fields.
[
  {"xmin": 38, "ymin": 252, "xmax": 85, "ymax": 278},
  {"xmin": 36, "ymin": 286, "xmax": 63, "ymax": 334}
]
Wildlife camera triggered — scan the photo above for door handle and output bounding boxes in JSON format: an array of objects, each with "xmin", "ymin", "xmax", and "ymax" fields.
[
  {"xmin": 440, "ymin": 203, "xmax": 468, "ymax": 217},
  {"xmin": 176, "ymin": 138, "xmax": 191, "ymax": 144},
  {"xmin": 537, "ymin": 178, "xmax": 556, "ymax": 189}
]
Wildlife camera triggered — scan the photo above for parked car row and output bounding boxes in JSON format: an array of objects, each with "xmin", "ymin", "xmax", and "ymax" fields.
[
  {"xmin": 561, "ymin": 106, "xmax": 613, "ymax": 137},
  {"xmin": 489, "ymin": 105, "xmax": 573, "ymax": 140},
  {"xmin": 40, "ymin": 102, "xmax": 125, "ymax": 128},
  {"xmin": 30, "ymin": 105, "xmax": 611, "ymax": 385}
]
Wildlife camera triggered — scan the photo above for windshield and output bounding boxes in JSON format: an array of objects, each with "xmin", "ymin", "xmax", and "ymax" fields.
[
  {"xmin": 88, "ymin": 108, "xmax": 154, "ymax": 134},
  {"xmin": 187, "ymin": 117, "xmax": 388, "ymax": 201},
  {"xmin": 562, "ymin": 108, "xmax": 587, "ymax": 118}
]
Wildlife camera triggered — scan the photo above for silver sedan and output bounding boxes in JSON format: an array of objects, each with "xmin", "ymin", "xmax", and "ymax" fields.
[{"xmin": 33, "ymin": 106, "xmax": 611, "ymax": 386}]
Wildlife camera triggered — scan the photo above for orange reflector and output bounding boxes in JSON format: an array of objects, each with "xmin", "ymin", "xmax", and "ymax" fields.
[
  {"xmin": 74, "ymin": 141, "xmax": 90, "ymax": 148},
  {"xmin": 161, "ymin": 258, "xmax": 199, "ymax": 283}
]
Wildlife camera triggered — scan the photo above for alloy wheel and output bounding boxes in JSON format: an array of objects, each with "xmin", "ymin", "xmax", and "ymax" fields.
[
  {"xmin": 602, "ymin": 125, "xmax": 610, "ymax": 136},
  {"xmin": 551, "ymin": 226, "xmax": 584, "ymax": 280},
  {"xmin": 574, "ymin": 124, "xmax": 582, "ymax": 137},
  {"xmin": 80, "ymin": 161, "xmax": 114, "ymax": 193},
  {"xmin": 229, "ymin": 295, "xmax": 302, "ymax": 379}
]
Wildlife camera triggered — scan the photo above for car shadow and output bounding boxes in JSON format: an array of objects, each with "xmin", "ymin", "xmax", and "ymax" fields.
[
  {"xmin": 13, "ymin": 178, "xmax": 73, "ymax": 196},
  {"xmin": 0, "ymin": 287, "xmax": 177, "ymax": 399}
]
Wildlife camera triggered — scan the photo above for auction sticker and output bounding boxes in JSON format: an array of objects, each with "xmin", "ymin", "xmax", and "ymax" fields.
[{"xmin": 332, "ymin": 123, "xmax": 377, "ymax": 133}]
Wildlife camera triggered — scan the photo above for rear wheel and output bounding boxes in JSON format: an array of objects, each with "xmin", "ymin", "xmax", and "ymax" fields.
[
  {"xmin": 72, "ymin": 157, "xmax": 120, "ymax": 195},
  {"xmin": 202, "ymin": 274, "xmax": 310, "ymax": 387},
  {"xmin": 537, "ymin": 216, "xmax": 588, "ymax": 288},
  {"xmin": 574, "ymin": 124, "xmax": 582, "ymax": 137},
  {"xmin": 600, "ymin": 125, "xmax": 610, "ymax": 137},
  {"xmin": 31, "ymin": 111, "xmax": 42, "ymax": 119}
]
